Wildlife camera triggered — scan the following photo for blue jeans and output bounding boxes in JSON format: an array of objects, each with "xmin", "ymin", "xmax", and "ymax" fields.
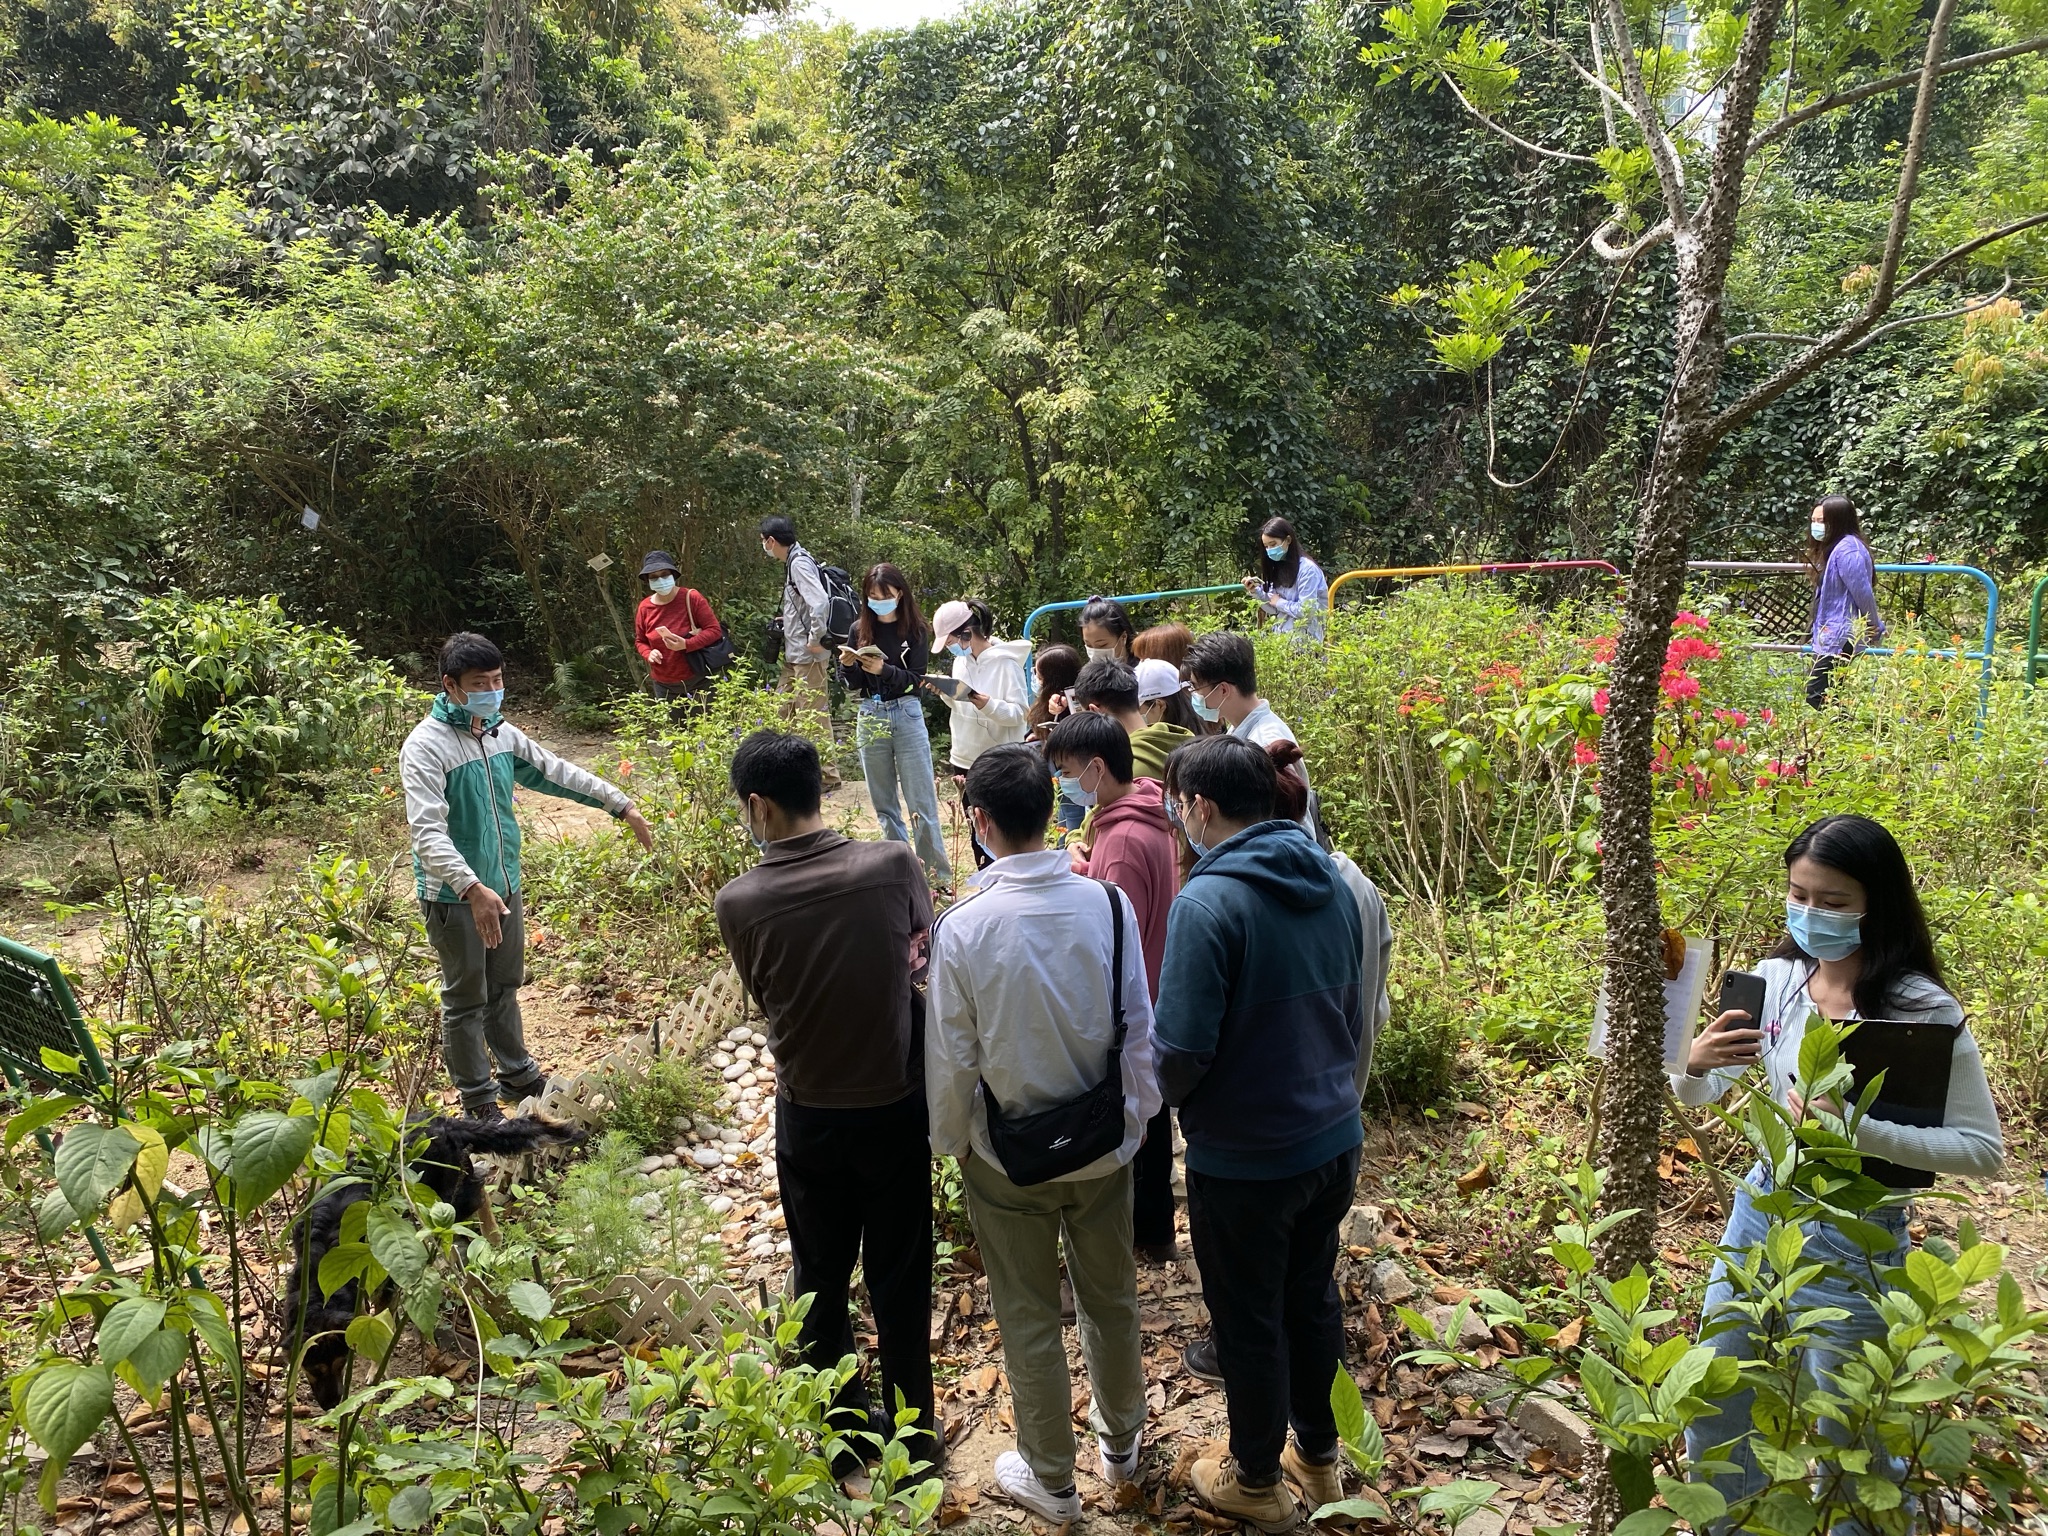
[
  {"xmin": 1685, "ymin": 1172, "xmax": 1911, "ymax": 1535},
  {"xmin": 856, "ymin": 695, "xmax": 952, "ymax": 886}
]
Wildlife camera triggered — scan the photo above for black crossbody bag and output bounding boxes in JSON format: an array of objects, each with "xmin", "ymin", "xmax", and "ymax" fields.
[{"xmin": 979, "ymin": 881, "xmax": 1128, "ymax": 1186}]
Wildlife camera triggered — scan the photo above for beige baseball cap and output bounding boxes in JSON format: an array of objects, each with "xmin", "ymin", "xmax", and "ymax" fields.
[{"xmin": 931, "ymin": 600, "xmax": 973, "ymax": 638}]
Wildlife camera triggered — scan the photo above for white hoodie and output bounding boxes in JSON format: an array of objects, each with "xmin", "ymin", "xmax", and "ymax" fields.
[{"xmin": 944, "ymin": 637, "xmax": 1031, "ymax": 769}]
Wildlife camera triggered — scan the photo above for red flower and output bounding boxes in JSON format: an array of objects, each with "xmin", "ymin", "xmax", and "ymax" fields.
[
  {"xmin": 1585, "ymin": 634, "xmax": 1618, "ymax": 663},
  {"xmin": 1713, "ymin": 736, "xmax": 1740, "ymax": 753},
  {"xmin": 1673, "ymin": 610, "xmax": 1710, "ymax": 632},
  {"xmin": 1665, "ymin": 635, "xmax": 1721, "ymax": 667},
  {"xmin": 1573, "ymin": 740, "xmax": 1598, "ymax": 766},
  {"xmin": 1592, "ymin": 688, "xmax": 1610, "ymax": 715},
  {"xmin": 1661, "ymin": 672, "xmax": 1702, "ymax": 702}
]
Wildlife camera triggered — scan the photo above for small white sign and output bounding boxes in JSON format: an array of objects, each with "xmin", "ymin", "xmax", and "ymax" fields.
[
  {"xmin": 587, "ymin": 553, "xmax": 614, "ymax": 572},
  {"xmin": 1589, "ymin": 936, "xmax": 1710, "ymax": 1075},
  {"xmin": 301, "ymin": 506, "xmax": 321, "ymax": 530}
]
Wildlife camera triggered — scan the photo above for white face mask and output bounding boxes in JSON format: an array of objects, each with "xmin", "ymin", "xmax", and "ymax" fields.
[
  {"xmin": 1086, "ymin": 645, "xmax": 1118, "ymax": 664},
  {"xmin": 1810, "ymin": 519, "xmax": 1828, "ymax": 542}
]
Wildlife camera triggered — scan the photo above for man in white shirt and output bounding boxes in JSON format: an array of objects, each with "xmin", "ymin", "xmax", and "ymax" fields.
[
  {"xmin": 927, "ymin": 744, "xmax": 1162, "ymax": 1522},
  {"xmin": 1185, "ymin": 632, "xmax": 1301, "ymax": 777}
]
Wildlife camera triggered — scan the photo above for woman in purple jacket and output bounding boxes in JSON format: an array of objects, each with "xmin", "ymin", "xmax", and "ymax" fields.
[{"xmin": 1805, "ymin": 493, "xmax": 1883, "ymax": 708}]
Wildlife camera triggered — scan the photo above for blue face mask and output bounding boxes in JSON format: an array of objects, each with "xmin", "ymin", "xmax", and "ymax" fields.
[
  {"xmin": 460, "ymin": 688, "xmax": 504, "ymax": 719},
  {"xmin": 1263, "ymin": 544, "xmax": 1287, "ymax": 561},
  {"xmin": 649, "ymin": 574, "xmax": 676, "ymax": 595},
  {"xmin": 867, "ymin": 596, "xmax": 899, "ymax": 618},
  {"xmin": 1189, "ymin": 690, "xmax": 1220, "ymax": 723},
  {"xmin": 1056, "ymin": 773, "xmax": 1096, "ymax": 809},
  {"xmin": 947, "ymin": 642, "xmax": 971, "ymax": 659},
  {"xmin": 1787, "ymin": 899, "xmax": 1863, "ymax": 961},
  {"xmin": 1167, "ymin": 795, "xmax": 1209, "ymax": 858}
]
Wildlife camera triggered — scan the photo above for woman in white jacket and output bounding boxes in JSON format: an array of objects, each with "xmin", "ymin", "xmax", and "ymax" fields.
[
  {"xmin": 1673, "ymin": 813, "xmax": 2001, "ymax": 1531},
  {"xmin": 929, "ymin": 599, "xmax": 1030, "ymax": 869}
]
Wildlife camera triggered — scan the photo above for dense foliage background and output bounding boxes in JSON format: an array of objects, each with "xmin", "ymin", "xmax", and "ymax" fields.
[{"xmin": 4, "ymin": 0, "xmax": 2045, "ymax": 683}]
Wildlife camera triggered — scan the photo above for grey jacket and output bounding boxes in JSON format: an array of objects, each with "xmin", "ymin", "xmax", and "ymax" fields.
[{"xmin": 780, "ymin": 543, "xmax": 830, "ymax": 663}]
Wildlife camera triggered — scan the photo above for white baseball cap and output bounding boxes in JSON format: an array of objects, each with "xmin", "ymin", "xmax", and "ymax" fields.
[
  {"xmin": 1135, "ymin": 658, "xmax": 1184, "ymax": 703},
  {"xmin": 931, "ymin": 600, "xmax": 973, "ymax": 639}
]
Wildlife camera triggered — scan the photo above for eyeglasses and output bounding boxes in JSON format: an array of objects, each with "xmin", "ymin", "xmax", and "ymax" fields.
[{"xmin": 1164, "ymin": 796, "xmax": 1187, "ymax": 831}]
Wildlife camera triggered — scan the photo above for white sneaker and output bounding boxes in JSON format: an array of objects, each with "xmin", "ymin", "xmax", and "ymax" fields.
[
  {"xmin": 995, "ymin": 1450, "xmax": 1083, "ymax": 1522},
  {"xmin": 1098, "ymin": 1429, "xmax": 1143, "ymax": 1487}
]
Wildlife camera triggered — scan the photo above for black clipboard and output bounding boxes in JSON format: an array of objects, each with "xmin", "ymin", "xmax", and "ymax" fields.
[{"xmin": 1840, "ymin": 1016, "xmax": 1960, "ymax": 1189}]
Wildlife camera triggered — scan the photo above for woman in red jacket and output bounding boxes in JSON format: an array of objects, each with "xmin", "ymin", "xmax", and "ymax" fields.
[{"xmin": 634, "ymin": 550, "xmax": 725, "ymax": 708}]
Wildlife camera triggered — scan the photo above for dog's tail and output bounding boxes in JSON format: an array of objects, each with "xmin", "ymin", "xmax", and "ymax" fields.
[{"xmin": 419, "ymin": 1114, "xmax": 587, "ymax": 1159}]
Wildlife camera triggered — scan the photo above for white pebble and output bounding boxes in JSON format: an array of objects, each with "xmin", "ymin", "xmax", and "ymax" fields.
[
  {"xmin": 748, "ymin": 1133, "xmax": 773, "ymax": 1155},
  {"xmin": 661, "ymin": 1153, "xmax": 679, "ymax": 1169},
  {"xmin": 721, "ymin": 1152, "xmax": 738, "ymax": 1166},
  {"xmin": 691, "ymin": 1147, "xmax": 723, "ymax": 1168},
  {"xmin": 749, "ymin": 1031, "xmax": 766, "ymax": 1048},
  {"xmin": 721, "ymin": 1063, "xmax": 745, "ymax": 1082},
  {"xmin": 775, "ymin": 1239, "xmax": 792, "ymax": 1255},
  {"xmin": 638, "ymin": 1155, "xmax": 665, "ymax": 1176},
  {"xmin": 737, "ymin": 1071, "xmax": 758, "ymax": 1088},
  {"xmin": 759, "ymin": 1049, "xmax": 774, "ymax": 1067},
  {"xmin": 734, "ymin": 1044, "xmax": 758, "ymax": 1063},
  {"xmin": 710, "ymin": 1051, "xmax": 733, "ymax": 1069},
  {"xmin": 707, "ymin": 1195, "xmax": 735, "ymax": 1216},
  {"xmin": 673, "ymin": 1115, "xmax": 694, "ymax": 1133}
]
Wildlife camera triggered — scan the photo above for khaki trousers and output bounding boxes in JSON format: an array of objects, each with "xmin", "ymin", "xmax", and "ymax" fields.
[
  {"xmin": 778, "ymin": 657, "xmax": 842, "ymax": 787},
  {"xmin": 963, "ymin": 1152, "xmax": 1147, "ymax": 1486}
]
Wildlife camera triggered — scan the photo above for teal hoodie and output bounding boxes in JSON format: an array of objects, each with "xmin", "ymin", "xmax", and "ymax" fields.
[
  {"xmin": 1153, "ymin": 819, "xmax": 1365, "ymax": 1178},
  {"xmin": 398, "ymin": 695, "xmax": 629, "ymax": 902}
]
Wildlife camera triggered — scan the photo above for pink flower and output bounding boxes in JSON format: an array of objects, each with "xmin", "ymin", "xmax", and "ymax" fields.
[
  {"xmin": 1714, "ymin": 736, "xmax": 1739, "ymax": 753},
  {"xmin": 1573, "ymin": 740, "xmax": 1598, "ymax": 766},
  {"xmin": 1661, "ymin": 672, "xmax": 1702, "ymax": 702},
  {"xmin": 1592, "ymin": 688, "xmax": 1610, "ymax": 716},
  {"xmin": 1673, "ymin": 610, "xmax": 1710, "ymax": 632},
  {"xmin": 1665, "ymin": 635, "xmax": 1721, "ymax": 667}
]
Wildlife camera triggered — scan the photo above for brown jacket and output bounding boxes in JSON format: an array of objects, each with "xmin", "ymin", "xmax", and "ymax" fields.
[{"xmin": 714, "ymin": 829, "xmax": 934, "ymax": 1109}]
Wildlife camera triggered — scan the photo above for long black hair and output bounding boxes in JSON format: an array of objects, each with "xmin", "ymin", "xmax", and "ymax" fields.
[
  {"xmin": 1770, "ymin": 813, "xmax": 1944, "ymax": 1017},
  {"xmin": 1078, "ymin": 597, "xmax": 1136, "ymax": 661},
  {"xmin": 1027, "ymin": 644, "xmax": 1084, "ymax": 729},
  {"xmin": 1259, "ymin": 516, "xmax": 1304, "ymax": 591},
  {"xmin": 1805, "ymin": 493, "xmax": 1861, "ymax": 582},
  {"xmin": 854, "ymin": 562, "xmax": 923, "ymax": 648}
]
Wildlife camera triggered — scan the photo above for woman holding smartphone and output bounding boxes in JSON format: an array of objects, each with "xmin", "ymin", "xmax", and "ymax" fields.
[
  {"xmin": 839, "ymin": 563, "xmax": 953, "ymax": 894},
  {"xmin": 1674, "ymin": 813, "xmax": 2001, "ymax": 1524}
]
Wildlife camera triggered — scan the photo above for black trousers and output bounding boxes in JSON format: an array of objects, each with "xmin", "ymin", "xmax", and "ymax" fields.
[
  {"xmin": 775, "ymin": 1091, "xmax": 936, "ymax": 1463},
  {"xmin": 1132, "ymin": 1105, "xmax": 1176, "ymax": 1248},
  {"xmin": 1187, "ymin": 1146, "xmax": 1361, "ymax": 1483},
  {"xmin": 1806, "ymin": 649, "xmax": 1849, "ymax": 709}
]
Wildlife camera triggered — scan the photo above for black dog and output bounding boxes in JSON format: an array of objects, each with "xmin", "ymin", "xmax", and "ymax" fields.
[{"xmin": 284, "ymin": 1114, "xmax": 584, "ymax": 1408}]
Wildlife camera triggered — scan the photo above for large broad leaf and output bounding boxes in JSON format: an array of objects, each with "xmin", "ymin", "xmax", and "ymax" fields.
[
  {"xmin": 119, "ymin": 1330, "xmax": 189, "ymax": 1402},
  {"xmin": 4, "ymin": 1095, "xmax": 81, "ymax": 1150},
  {"xmin": 128, "ymin": 1124, "xmax": 170, "ymax": 1199},
  {"xmin": 344, "ymin": 1313, "xmax": 393, "ymax": 1362},
  {"xmin": 36, "ymin": 1185, "xmax": 80, "ymax": 1240},
  {"xmin": 54, "ymin": 1124, "xmax": 141, "ymax": 1217},
  {"xmin": 97, "ymin": 1297, "xmax": 167, "ymax": 1366},
  {"xmin": 22, "ymin": 1360, "xmax": 114, "ymax": 1481},
  {"xmin": 183, "ymin": 1289, "xmax": 238, "ymax": 1373},
  {"xmin": 506, "ymin": 1280, "xmax": 553, "ymax": 1323},
  {"xmin": 365, "ymin": 1205, "xmax": 427, "ymax": 1290},
  {"xmin": 228, "ymin": 1112, "xmax": 316, "ymax": 1214},
  {"xmin": 386, "ymin": 1484, "xmax": 433, "ymax": 1531}
]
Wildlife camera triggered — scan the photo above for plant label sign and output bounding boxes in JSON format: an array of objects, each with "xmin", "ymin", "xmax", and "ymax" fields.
[{"xmin": 1588, "ymin": 936, "xmax": 1709, "ymax": 1076}]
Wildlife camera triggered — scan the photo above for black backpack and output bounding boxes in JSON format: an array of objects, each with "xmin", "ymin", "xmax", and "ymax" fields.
[{"xmin": 816, "ymin": 563, "xmax": 859, "ymax": 647}]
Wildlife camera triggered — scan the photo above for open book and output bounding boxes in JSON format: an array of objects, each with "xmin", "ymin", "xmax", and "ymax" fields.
[
  {"xmin": 1588, "ymin": 936, "xmax": 1709, "ymax": 1075},
  {"xmin": 922, "ymin": 674, "xmax": 970, "ymax": 699}
]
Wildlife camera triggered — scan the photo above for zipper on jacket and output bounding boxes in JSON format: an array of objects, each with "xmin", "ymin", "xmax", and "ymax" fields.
[{"xmin": 471, "ymin": 721, "xmax": 511, "ymax": 901}]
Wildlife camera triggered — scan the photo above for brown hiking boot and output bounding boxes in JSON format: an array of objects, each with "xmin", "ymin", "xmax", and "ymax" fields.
[
  {"xmin": 1281, "ymin": 1442, "xmax": 1343, "ymax": 1512},
  {"xmin": 1191, "ymin": 1455, "xmax": 1300, "ymax": 1533}
]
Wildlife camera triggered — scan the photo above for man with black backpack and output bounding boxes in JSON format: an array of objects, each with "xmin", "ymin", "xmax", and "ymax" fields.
[
  {"xmin": 926, "ymin": 744, "xmax": 1161, "ymax": 1522},
  {"xmin": 760, "ymin": 515, "xmax": 850, "ymax": 790}
]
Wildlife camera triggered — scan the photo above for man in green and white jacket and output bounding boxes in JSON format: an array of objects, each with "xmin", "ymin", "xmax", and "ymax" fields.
[{"xmin": 400, "ymin": 632, "xmax": 654, "ymax": 1118}]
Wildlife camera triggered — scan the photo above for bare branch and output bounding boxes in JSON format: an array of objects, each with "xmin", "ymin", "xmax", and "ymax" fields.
[
  {"xmin": 1593, "ymin": 0, "xmax": 1690, "ymax": 226},
  {"xmin": 1693, "ymin": 0, "xmax": 1795, "ymax": 248},
  {"xmin": 1747, "ymin": 35, "xmax": 2048, "ymax": 156},
  {"xmin": 1726, "ymin": 331, "xmax": 1820, "ymax": 346},
  {"xmin": 1845, "ymin": 277, "xmax": 2013, "ymax": 354},
  {"xmin": 1893, "ymin": 210, "xmax": 2048, "ymax": 297},
  {"xmin": 1575, "ymin": 23, "xmax": 1626, "ymax": 142},
  {"xmin": 1865, "ymin": 0, "xmax": 1962, "ymax": 315},
  {"xmin": 1592, "ymin": 215, "xmax": 1674, "ymax": 262},
  {"xmin": 1441, "ymin": 73, "xmax": 1603, "ymax": 165}
]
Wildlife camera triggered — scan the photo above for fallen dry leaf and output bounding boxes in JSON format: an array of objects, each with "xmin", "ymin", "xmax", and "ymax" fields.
[
  {"xmin": 1456, "ymin": 1163, "xmax": 1494, "ymax": 1195},
  {"xmin": 1415, "ymin": 1433, "xmax": 1470, "ymax": 1458},
  {"xmin": 1553, "ymin": 1316, "xmax": 1585, "ymax": 1349}
]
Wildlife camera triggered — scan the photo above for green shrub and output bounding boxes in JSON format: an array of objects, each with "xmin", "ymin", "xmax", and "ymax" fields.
[
  {"xmin": 550, "ymin": 1132, "xmax": 660, "ymax": 1280},
  {"xmin": 1366, "ymin": 986, "xmax": 1465, "ymax": 1110},
  {"xmin": 607, "ymin": 1054, "xmax": 717, "ymax": 1154}
]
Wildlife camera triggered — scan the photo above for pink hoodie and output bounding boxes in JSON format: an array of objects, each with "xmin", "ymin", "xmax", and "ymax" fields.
[{"xmin": 1073, "ymin": 778, "xmax": 1178, "ymax": 1000}]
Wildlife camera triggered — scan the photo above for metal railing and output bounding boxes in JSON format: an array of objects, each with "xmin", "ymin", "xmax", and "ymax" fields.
[
  {"xmin": 1326, "ymin": 559, "xmax": 1622, "ymax": 606},
  {"xmin": 1019, "ymin": 585, "xmax": 1245, "ymax": 648},
  {"xmin": 1687, "ymin": 560, "xmax": 2000, "ymax": 725},
  {"xmin": 2027, "ymin": 573, "xmax": 2048, "ymax": 687}
]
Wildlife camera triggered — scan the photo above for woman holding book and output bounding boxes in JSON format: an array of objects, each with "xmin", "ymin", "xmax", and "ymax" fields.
[
  {"xmin": 839, "ymin": 563, "xmax": 953, "ymax": 893},
  {"xmin": 1674, "ymin": 813, "xmax": 2001, "ymax": 1527}
]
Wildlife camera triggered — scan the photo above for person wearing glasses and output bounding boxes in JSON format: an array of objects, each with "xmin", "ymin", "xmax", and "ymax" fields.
[{"xmin": 929, "ymin": 598, "xmax": 1031, "ymax": 870}]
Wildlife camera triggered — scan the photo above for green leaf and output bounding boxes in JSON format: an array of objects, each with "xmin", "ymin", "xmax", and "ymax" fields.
[
  {"xmin": 97, "ymin": 1297, "xmax": 167, "ymax": 1366},
  {"xmin": 22, "ymin": 1361, "xmax": 114, "ymax": 1486},
  {"xmin": 36, "ymin": 1185, "xmax": 80, "ymax": 1240},
  {"xmin": 227, "ymin": 1111, "xmax": 315, "ymax": 1214},
  {"xmin": 1611, "ymin": 1512, "xmax": 1677, "ymax": 1536},
  {"xmin": 119, "ymin": 1330, "xmax": 189, "ymax": 1400},
  {"xmin": 4, "ymin": 1095, "xmax": 81, "ymax": 1150},
  {"xmin": 387, "ymin": 1484, "xmax": 433, "ymax": 1530},
  {"xmin": 1418, "ymin": 1480, "xmax": 1501, "ymax": 1527},
  {"xmin": 366, "ymin": 1206, "xmax": 427, "ymax": 1290},
  {"xmin": 1315, "ymin": 1496, "xmax": 1392, "ymax": 1521},
  {"xmin": 1655, "ymin": 1476, "xmax": 1726, "ymax": 1525},
  {"xmin": 54, "ymin": 1123, "xmax": 141, "ymax": 1216},
  {"xmin": 344, "ymin": 1313, "xmax": 394, "ymax": 1361},
  {"xmin": 1330, "ymin": 1364, "xmax": 1366, "ymax": 1445},
  {"xmin": 183, "ymin": 1289, "xmax": 237, "ymax": 1369},
  {"xmin": 1904, "ymin": 1248, "xmax": 1964, "ymax": 1305}
]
